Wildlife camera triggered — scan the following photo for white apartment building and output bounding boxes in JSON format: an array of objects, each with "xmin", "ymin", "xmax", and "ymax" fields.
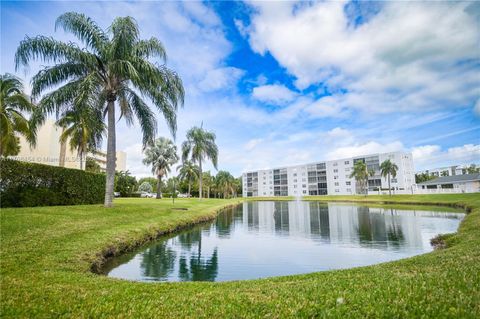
[
  {"xmin": 243, "ymin": 152, "xmax": 415, "ymax": 197},
  {"xmin": 11, "ymin": 119, "xmax": 127, "ymax": 171},
  {"xmin": 417, "ymin": 164, "xmax": 479, "ymax": 177}
]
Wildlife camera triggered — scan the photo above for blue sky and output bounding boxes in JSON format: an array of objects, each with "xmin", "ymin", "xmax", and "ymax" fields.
[{"xmin": 1, "ymin": 1, "xmax": 479, "ymax": 177}]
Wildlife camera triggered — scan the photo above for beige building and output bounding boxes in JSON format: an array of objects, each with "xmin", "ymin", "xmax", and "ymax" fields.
[{"xmin": 12, "ymin": 119, "xmax": 127, "ymax": 171}]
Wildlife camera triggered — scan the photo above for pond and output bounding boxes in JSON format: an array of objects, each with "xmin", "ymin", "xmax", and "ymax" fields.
[{"xmin": 102, "ymin": 201, "xmax": 465, "ymax": 282}]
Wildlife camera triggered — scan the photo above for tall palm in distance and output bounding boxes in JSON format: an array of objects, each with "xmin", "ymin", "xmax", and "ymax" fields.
[
  {"xmin": 177, "ymin": 160, "xmax": 199, "ymax": 197},
  {"xmin": 350, "ymin": 161, "xmax": 375, "ymax": 196},
  {"xmin": 181, "ymin": 126, "xmax": 218, "ymax": 199},
  {"xmin": 216, "ymin": 170, "xmax": 235, "ymax": 198},
  {"xmin": 380, "ymin": 159, "xmax": 399, "ymax": 196},
  {"xmin": 143, "ymin": 137, "xmax": 178, "ymax": 199},
  {"xmin": 56, "ymin": 106, "xmax": 104, "ymax": 170},
  {"xmin": 0, "ymin": 74, "xmax": 35, "ymax": 156},
  {"xmin": 15, "ymin": 12, "xmax": 184, "ymax": 207}
]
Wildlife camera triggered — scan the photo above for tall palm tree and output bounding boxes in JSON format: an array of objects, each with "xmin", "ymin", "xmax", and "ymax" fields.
[
  {"xmin": 380, "ymin": 159, "xmax": 399, "ymax": 196},
  {"xmin": 177, "ymin": 160, "xmax": 199, "ymax": 197},
  {"xmin": 143, "ymin": 137, "xmax": 178, "ymax": 199},
  {"xmin": 181, "ymin": 126, "xmax": 218, "ymax": 199},
  {"xmin": 15, "ymin": 12, "xmax": 184, "ymax": 207},
  {"xmin": 350, "ymin": 161, "xmax": 375, "ymax": 196},
  {"xmin": 0, "ymin": 74, "xmax": 35, "ymax": 156},
  {"xmin": 56, "ymin": 105, "xmax": 104, "ymax": 170}
]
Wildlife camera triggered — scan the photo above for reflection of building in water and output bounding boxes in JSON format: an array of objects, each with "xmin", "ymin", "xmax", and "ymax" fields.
[{"xmin": 241, "ymin": 202, "xmax": 431, "ymax": 249}]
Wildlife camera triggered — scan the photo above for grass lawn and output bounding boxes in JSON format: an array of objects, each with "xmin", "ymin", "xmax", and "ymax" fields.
[{"xmin": 1, "ymin": 194, "xmax": 479, "ymax": 318}]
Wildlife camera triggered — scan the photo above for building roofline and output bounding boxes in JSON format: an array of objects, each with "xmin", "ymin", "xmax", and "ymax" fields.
[{"xmin": 243, "ymin": 151, "xmax": 411, "ymax": 175}]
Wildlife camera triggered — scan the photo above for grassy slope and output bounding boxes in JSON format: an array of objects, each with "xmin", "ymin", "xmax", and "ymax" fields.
[{"xmin": 1, "ymin": 194, "xmax": 479, "ymax": 318}]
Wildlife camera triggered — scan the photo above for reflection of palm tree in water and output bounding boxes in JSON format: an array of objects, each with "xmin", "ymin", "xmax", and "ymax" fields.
[
  {"xmin": 140, "ymin": 242, "xmax": 176, "ymax": 280},
  {"xmin": 387, "ymin": 209, "xmax": 405, "ymax": 248},
  {"xmin": 179, "ymin": 247, "xmax": 218, "ymax": 281}
]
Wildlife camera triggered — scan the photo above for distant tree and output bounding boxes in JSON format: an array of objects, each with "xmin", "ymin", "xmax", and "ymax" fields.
[
  {"xmin": 350, "ymin": 161, "xmax": 374, "ymax": 196},
  {"xmin": 441, "ymin": 170, "xmax": 449, "ymax": 177},
  {"xmin": 216, "ymin": 171, "xmax": 235, "ymax": 198},
  {"xmin": 138, "ymin": 181, "xmax": 153, "ymax": 193},
  {"xmin": 380, "ymin": 159, "xmax": 399, "ymax": 196},
  {"xmin": 0, "ymin": 74, "xmax": 35, "ymax": 156},
  {"xmin": 202, "ymin": 171, "xmax": 213, "ymax": 198},
  {"xmin": 85, "ymin": 157, "xmax": 102, "ymax": 173},
  {"xmin": 56, "ymin": 106, "xmax": 104, "ymax": 170},
  {"xmin": 466, "ymin": 164, "xmax": 480, "ymax": 174},
  {"xmin": 181, "ymin": 126, "xmax": 218, "ymax": 199},
  {"xmin": 143, "ymin": 137, "xmax": 178, "ymax": 199},
  {"xmin": 115, "ymin": 170, "xmax": 137, "ymax": 197},
  {"xmin": 138, "ymin": 177, "xmax": 157, "ymax": 192},
  {"xmin": 177, "ymin": 160, "xmax": 199, "ymax": 197},
  {"xmin": 234, "ymin": 176, "xmax": 242, "ymax": 197},
  {"xmin": 415, "ymin": 173, "xmax": 437, "ymax": 184},
  {"xmin": 165, "ymin": 176, "xmax": 179, "ymax": 196}
]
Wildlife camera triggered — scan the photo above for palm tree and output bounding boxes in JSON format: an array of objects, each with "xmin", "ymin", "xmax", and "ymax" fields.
[
  {"xmin": 350, "ymin": 161, "xmax": 374, "ymax": 196},
  {"xmin": 216, "ymin": 170, "xmax": 235, "ymax": 198},
  {"xmin": 380, "ymin": 159, "xmax": 399, "ymax": 196},
  {"xmin": 56, "ymin": 106, "xmax": 104, "ymax": 170},
  {"xmin": 143, "ymin": 137, "xmax": 178, "ymax": 199},
  {"xmin": 177, "ymin": 160, "xmax": 199, "ymax": 197},
  {"xmin": 202, "ymin": 171, "xmax": 213, "ymax": 198},
  {"xmin": 0, "ymin": 74, "xmax": 35, "ymax": 156},
  {"xmin": 15, "ymin": 12, "xmax": 184, "ymax": 207},
  {"xmin": 181, "ymin": 126, "xmax": 218, "ymax": 199}
]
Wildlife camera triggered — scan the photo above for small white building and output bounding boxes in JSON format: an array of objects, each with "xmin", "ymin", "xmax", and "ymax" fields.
[{"xmin": 416, "ymin": 174, "xmax": 480, "ymax": 193}]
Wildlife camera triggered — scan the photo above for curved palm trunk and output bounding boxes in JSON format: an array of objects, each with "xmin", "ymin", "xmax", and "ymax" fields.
[
  {"xmin": 388, "ymin": 173, "xmax": 392, "ymax": 196},
  {"xmin": 104, "ymin": 100, "xmax": 116, "ymax": 207},
  {"xmin": 199, "ymin": 159, "xmax": 203, "ymax": 199},
  {"xmin": 207, "ymin": 186, "xmax": 210, "ymax": 199},
  {"xmin": 156, "ymin": 174, "xmax": 162, "ymax": 199}
]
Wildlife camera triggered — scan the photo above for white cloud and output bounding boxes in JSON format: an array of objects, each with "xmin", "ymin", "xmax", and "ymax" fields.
[
  {"xmin": 325, "ymin": 141, "xmax": 404, "ymax": 160},
  {"xmin": 244, "ymin": 138, "xmax": 263, "ymax": 151},
  {"xmin": 198, "ymin": 67, "xmax": 245, "ymax": 92},
  {"xmin": 411, "ymin": 144, "xmax": 480, "ymax": 170},
  {"xmin": 243, "ymin": 1, "xmax": 480, "ymax": 114},
  {"xmin": 252, "ymin": 84, "xmax": 297, "ymax": 104}
]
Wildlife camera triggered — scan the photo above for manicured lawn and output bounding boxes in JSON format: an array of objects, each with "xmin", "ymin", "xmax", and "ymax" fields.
[{"xmin": 1, "ymin": 194, "xmax": 479, "ymax": 318}]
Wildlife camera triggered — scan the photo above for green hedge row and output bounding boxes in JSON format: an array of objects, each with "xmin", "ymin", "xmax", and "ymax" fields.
[{"xmin": 0, "ymin": 159, "xmax": 105, "ymax": 207}]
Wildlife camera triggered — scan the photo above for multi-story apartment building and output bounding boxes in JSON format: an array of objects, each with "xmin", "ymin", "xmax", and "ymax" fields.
[
  {"xmin": 417, "ymin": 164, "xmax": 479, "ymax": 177},
  {"xmin": 243, "ymin": 152, "xmax": 415, "ymax": 197},
  {"xmin": 11, "ymin": 119, "xmax": 127, "ymax": 171}
]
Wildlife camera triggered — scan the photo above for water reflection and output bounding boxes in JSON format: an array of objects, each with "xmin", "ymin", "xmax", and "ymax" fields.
[{"xmin": 105, "ymin": 201, "xmax": 464, "ymax": 282}]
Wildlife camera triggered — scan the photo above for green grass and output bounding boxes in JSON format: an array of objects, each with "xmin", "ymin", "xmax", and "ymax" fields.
[{"xmin": 1, "ymin": 194, "xmax": 480, "ymax": 318}]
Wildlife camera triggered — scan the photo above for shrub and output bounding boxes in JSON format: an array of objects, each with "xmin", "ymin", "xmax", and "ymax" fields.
[{"xmin": 0, "ymin": 159, "xmax": 105, "ymax": 207}]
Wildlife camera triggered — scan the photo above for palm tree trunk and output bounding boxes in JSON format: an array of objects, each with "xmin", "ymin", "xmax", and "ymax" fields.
[
  {"xmin": 388, "ymin": 173, "xmax": 391, "ymax": 196},
  {"xmin": 79, "ymin": 151, "xmax": 83, "ymax": 170},
  {"xmin": 156, "ymin": 174, "xmax": 162, "ymax": 199},
  {"xmin": 59, "ymin": 131, "xmax": 66, "ymax": 167},
  {"xmin": 207, "ymin": 186, "xmax": 210, "ymax": 199},
  {"xmin": 199, "ymin": 159, "xmax": 203, "ymax": 199},
  {"xmin": 104, "ymin": 100, "xmax": 116, "ymax": 207},
  {"xmin": 188, "ymin": 178, "xmax": 192, "ymax": 197}
]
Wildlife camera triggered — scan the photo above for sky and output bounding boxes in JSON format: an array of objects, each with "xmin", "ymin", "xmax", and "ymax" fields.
[{"xmin": 1, "ymin": 0, "xmax": 479, "ymax": 178}]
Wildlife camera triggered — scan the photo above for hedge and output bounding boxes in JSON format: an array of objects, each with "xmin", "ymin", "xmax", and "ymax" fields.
[{"xmin": 0, "ymin": 159, "xmax": 105, "ymax": 207}]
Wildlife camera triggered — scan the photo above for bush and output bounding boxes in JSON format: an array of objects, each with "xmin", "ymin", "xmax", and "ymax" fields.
[{"xmin": 0, "ymin": 159, "xmax": 105, "ymax": 207}]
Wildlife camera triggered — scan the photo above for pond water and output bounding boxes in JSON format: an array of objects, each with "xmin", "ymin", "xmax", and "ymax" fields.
[{"xmin": 103, "ymin": 201, "xmax": 464, "ymax": 282}]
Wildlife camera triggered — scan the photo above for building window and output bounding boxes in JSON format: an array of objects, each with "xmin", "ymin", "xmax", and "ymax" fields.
[
  {"xmin": 333, "ymin": 162, "xmax": 338, "ymax": 166},
  {"xmin": 302, "ymin": 184, "xmax": 306, "ymax": 188},
  {"xmin": 334, "ymin": 176, "xmax": 338, "ymax": 180},
  {"xmin": 335, "ymin": 189, "xmax": 340, "ymax": 193},
  {"xmin": 346, "ymin": 181, "xmax": 351, "ymax": 186},
  {"xmin": 344, "ymin": 160, "xmax": 349, "ymax": 165},
  {"xmin": 334, "ymin": 182, "xmax": 339, "ymax": 186},
  {"xmin": 303, "ymin": 190, "xmax": 307, "ymax": 194},
  {"xmin": 333, "ymin": 169, "xmax": 338, "ymax": 173}
]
